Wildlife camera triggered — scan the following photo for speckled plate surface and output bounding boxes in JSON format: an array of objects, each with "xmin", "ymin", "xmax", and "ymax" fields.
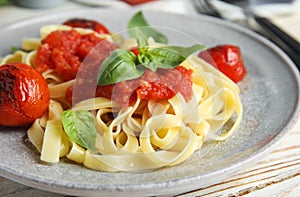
[{"xmin": 0, "ymin": 9, "xmax": 299, "ymax": 197}]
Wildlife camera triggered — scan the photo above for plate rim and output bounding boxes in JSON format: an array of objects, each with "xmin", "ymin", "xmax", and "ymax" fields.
[{"xmin": 0, "ymin": 8, "xmax": 299, "ymax": 196}]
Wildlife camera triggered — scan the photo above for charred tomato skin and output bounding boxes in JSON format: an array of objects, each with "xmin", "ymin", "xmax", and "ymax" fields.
[
  {"xmin": 0, "ymin": 63, "xmax": 50, "ymax": 127},
  {"xmin": 63, "ymin": 18, "xmax": 110, "ymax": 35}
]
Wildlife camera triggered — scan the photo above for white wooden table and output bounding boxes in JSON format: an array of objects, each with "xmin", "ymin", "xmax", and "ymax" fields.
[
  {"xmin": 178, "ymin": 120, "xmax": 300, "ymax": 197},
  {"xmin": 0, "ymin": 1, "xmax": 299, "ymax": 196}
]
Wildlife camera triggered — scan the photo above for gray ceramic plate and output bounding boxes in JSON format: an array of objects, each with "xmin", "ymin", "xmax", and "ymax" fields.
[{"xmin": 0, "ymin": 9, "xmax": 299, "ymax": 197}]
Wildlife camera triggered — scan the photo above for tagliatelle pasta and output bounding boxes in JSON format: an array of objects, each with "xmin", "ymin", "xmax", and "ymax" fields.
[
  {"xmin": 1, "ymin": 20, "xmax": 243, "ymax": 171},
  {"xmin": 30, "ymin": 56, "xmax": 241, "ymax": 171}
]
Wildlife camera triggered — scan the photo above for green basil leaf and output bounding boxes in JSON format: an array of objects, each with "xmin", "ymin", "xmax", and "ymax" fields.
[
  {"xmin": 11, "ymin": 46, "xmax": 33, "ymax": 53},
  {"xmin": 62, "ymin": 110, "xmax": 97, "ymax": 151},
  {"xmin": 160, "ymin": 44, "xmax": 206, "ymax": 58},
  {"xmin": 11, "ymin": 46, "xmax": 19, "ymax": 52},
  {"xmin": 135, "ymin": 28, "xmax": 149, "ymax": 48},
  {"xmin": 97, "ymin": 49, "xmax": 144, "ymax": 86},
  {"xmin": 147, "ymin": 44, "xmax": 206, "ymax": 69},
  {"xmin": 148, "ymin": 47, "xmax": 184, "ymax": 68},
  {"xmin": 138, "ymin": 53, "xmax": 157, "ymax": 71},
  {"xmin": 128, "ymin": 11, "xmax": 168, "ymax": 44}
]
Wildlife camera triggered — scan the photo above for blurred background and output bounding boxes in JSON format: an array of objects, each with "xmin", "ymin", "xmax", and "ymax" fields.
[
  {"xmin": 0, "ymin": 0, "xmax": 299, "ymax": 67},
  {"xmin": 0, "ymin": 0, "xmax": 299, "ymax": 38}
]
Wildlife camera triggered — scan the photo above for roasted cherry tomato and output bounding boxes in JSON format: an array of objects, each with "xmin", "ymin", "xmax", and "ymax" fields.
[
  {"xmin": 123, "ymin": 0, "xmax": 155, "ymax": 5},
  {"xmin": 198, "ymin": 44, "xmax": 247, "ymax": 83},
  {"xmin": 63, "ymin": 18, "xmax": 110, "ymax": 35},
  {"xmin": 0, "ymin": 63, "xmax": 50, "ymax": 127}
]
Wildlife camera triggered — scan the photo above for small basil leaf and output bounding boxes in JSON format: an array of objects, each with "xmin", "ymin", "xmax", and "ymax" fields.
[
  {"xmin": 146, "ymin": 47, "xmax": 185, "ymax": 69},
  {"xmin": 62, "ymin": 110, "xmax": 97, "ymax": 151},
  {"xmin": 138, "ymin": 53, "xmax": 157, "ymax": 71},
  {"xmin": 147, "ymin": 44, "xmax": 206, "ymax": 69},
  {"xmin": 161, "ymin": 44, "xmax": 206, "ymax": 58},
  {"xmin": 97, "ymin": 49, "xmax": 144, "ymax": 86},
  {"xmin": 128, "ymin": 11, "xmax": 168, "ymax": 44},
  {"xmin": 11, "ymin": 46, "xmax": 19, "ymax": 52},
  {"xmin": 135, "ymin": 28, "xmax": 149, "ymax": 48},
  {"xmin": 11, "ymin": 46, "xmax": 33, "ymax": 53}
]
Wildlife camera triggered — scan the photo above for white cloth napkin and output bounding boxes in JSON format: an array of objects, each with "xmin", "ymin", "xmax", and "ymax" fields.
[
  {"xmin": 208, "ymin": 0, "xmax": 300, "ymax": 42},
  {"xmin": 210, "ymin": 0, "xmax": 300, "ymax": 21}
]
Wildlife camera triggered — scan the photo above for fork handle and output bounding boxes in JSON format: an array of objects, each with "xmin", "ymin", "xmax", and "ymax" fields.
[{"xmin": 254, "ymin": 16, "xmax": 300, "ymax": 69}]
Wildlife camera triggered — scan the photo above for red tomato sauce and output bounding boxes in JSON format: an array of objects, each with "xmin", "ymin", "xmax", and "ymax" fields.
[
  {"xmin": 34, "ymin": 30, "xmax": 112, "ymax": 81},
  {"xmin": 67, "ymin": 66, "xmax": 193, "ymax": 107},
  {"xmin": 50, "ymin": 29, "xmax": 193, "ymax": 106},
  {"xmin": 95, "ymin": 66, "xmax": 193, "ymax": 106}
]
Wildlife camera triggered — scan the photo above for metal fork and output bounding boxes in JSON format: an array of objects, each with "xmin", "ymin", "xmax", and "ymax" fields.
[
  {"xmin": 190, "ymin": 0, "xmax": 300, "ymax": 69},
  {"xmin": 191, "ymin": 0, "xmax": 222, "ymax": 18}
]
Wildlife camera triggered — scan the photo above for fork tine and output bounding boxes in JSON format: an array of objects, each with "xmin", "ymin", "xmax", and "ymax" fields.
[
  {"xmin": 191, "ymin": 0, "xmax": 211, "ymax": 15},
  {"xmin": 203, "ymin": 0, "xmax": 222, "ymax": 18},
  {"xmin": 191, "ymin": 0, "xmax": 222, "ymax": 18}
]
